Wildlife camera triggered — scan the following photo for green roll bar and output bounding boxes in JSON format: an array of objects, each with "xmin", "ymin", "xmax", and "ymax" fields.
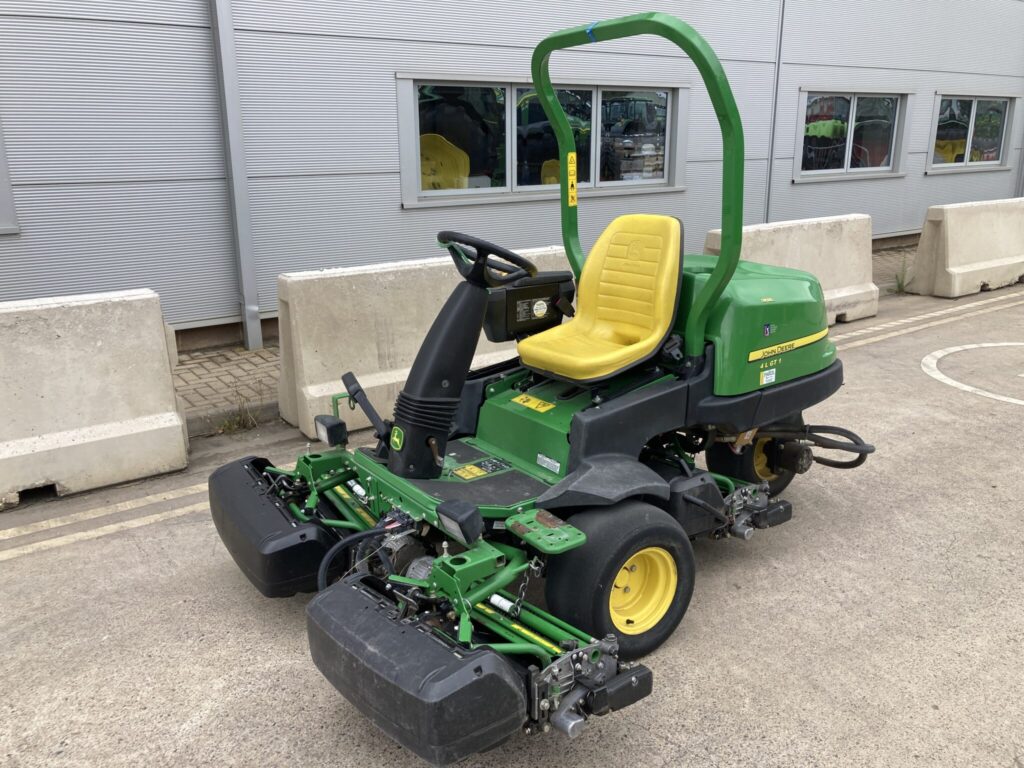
[{"xmin": 530, "ymin": 12, "xmax": 745, "ymax": 359}]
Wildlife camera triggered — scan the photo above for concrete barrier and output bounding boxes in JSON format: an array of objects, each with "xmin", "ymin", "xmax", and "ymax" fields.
[
  {"xmin": 704, "ymin": 214, "xmax": 878, "ymax": 324},
  {"xmin": 0, "ymin": 289, "xmax": 188, "ymax": 508},
  {"xmin": 907, "ymin": 198, "xmax": 1024, "ymax": 298},
  {"xmin": 278, "ymin": 247, "xmax": 568, "ymax": 437}
]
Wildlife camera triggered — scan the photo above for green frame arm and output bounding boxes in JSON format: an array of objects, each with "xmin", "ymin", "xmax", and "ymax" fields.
[{"xmin": 530, "ymin": 12, "xmax": 745, "ymax": 359}]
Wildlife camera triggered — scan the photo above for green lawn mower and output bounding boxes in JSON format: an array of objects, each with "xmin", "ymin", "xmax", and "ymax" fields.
[{"xmin": 209, "ymin": 13, "xmax": 873, "ymax": 766}]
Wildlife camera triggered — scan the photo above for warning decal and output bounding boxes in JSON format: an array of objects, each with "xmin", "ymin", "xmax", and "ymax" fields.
[
  {"xmin": 567, "ymin": 151, "xmax": 578, "ymax": 207},
  {"xmin": 512, "ymin": 393, "xmax": 556, "ymax": 413}
]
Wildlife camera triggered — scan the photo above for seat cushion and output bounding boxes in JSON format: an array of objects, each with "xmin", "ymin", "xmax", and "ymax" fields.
[{"xmin": 518, "ymin": 214, "xmax": 681, "ymax": 382}]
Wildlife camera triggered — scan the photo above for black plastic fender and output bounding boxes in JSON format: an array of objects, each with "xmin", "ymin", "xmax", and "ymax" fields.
[{"xmin": 536, "ymin": 455, "xmax": 670, "ymax": 509}]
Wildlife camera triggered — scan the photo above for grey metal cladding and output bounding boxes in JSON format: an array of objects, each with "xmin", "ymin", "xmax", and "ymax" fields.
[{"xmin": 0, "ymin": 12, "xmax": 235, "ymax": 323}]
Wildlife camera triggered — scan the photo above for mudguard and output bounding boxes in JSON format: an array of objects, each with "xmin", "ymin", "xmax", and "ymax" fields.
[{"xmin": 536, "ymin": 454, "xmax": 670, "ymax": 509}]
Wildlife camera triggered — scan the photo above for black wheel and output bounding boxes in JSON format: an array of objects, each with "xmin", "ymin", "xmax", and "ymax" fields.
[
  {"xmin": 545, "ymin": 501, "xmax": 695, "ymax": 660},
  {"xmin": 705, "ymin": 413, "xmax": 804, "ymax": 497}
]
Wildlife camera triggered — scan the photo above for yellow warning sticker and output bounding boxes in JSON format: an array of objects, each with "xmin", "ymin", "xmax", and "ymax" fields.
[
  {"xmin": 453, "ymin": 464, "xmax": 487, "ymax": 480},
  {"xmin": 512, "ymin": 393, "xmax": 556, "ymax": 413},
  {"xmin": 566, "ymin": 151, "xmax": 578, "ymax": 207}
]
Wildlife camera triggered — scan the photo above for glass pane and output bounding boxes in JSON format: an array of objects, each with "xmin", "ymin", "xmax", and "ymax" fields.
[
  {"xmin": 933, "ymin": 98, "xmax": 973, "ymax": 165},
  {"xmin": 850, "ymin": 96, "xmax": 898, "ymax": 169},
  {"xmin": 418, "ymin": 84, "xmax": 505, "ymax": 191},
  {"xmin": 599, "ymin": 90, "xmax": 668, "ymax": 182},
  {"xmin": 515, "ymin": 88, "xmax": 592, "ymax": 186},
  {"xmin": 801, "ymin": 94, "xmax": 851, "ymax": 171},
  {"xmin": 969, "ymin": 99, "xmax": 1007, "ymax": 163}
]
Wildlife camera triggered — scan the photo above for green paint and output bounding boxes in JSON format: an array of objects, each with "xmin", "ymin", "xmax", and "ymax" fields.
[
  {"xmin": 531, "ymin": 12, "xmax": 745, "ymax": 358},
  {"xmin": 676, "ymin": 256, "xmax": 836, "ymax": 395}
]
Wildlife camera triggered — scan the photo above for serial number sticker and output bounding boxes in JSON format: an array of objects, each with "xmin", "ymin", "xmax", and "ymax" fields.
[
  {"xmin": 760, "ymin": 368, "xmax": 777, "ymax": 385},
  {"xmin": 536, "ymin": 453, "xmax": 561, "ymax": 474},
  {"xmin": 512, "ymin": 393, "xmax": 556, "ymax": 413}
]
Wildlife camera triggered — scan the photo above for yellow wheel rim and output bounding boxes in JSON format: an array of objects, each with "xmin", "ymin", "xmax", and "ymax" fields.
[
  {"xmin": 609, "ymin": 547, "xmax": 677, "ymax": 635},
  {"xmin": 752, "ymin": 438, "xmax": 778, "ymax": 481}
]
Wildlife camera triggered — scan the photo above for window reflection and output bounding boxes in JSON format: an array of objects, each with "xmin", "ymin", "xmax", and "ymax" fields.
[
  {"xmin": 599, "ymin": 90, "xmax": 668, "ymax": 182},
  {"xmin": 933, "ymin": 98, "xmax": 973, "ymax": 165},
  {"xmin": 970, "ymin": 100, "xmax": 1007, "ymax": 163},
  {"xmin": 516, "ymin": 88, "xmax": 592, "ymax": 186},
  {"xmin": 851, "ymin": 97, "xmax": 897, "ymax": 169},
  {"xmin": 418, "ymin": 84, "xmax": 505, "ymax": 190},
  {"xmin": 802, "ymin": 94, "xmax": 850, "ymax": 171}
]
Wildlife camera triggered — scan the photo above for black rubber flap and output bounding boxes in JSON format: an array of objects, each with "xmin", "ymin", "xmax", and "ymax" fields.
[{"xmin": 307, "ymin": 574, "xmax": 528, "ymax": 765}]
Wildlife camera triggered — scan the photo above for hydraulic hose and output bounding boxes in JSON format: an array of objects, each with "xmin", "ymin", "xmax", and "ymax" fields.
[
  {"xmin": 758, "ymin": 425, "xmax": 875, "ymax": 470},
  {"xmin": 316, "ymin": 529, "xmax": 389, "ymax": 592}
]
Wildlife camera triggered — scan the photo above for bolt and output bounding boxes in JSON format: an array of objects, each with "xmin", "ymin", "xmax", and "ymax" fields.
[
  {"xmin": 631, "ymin": 676, "xmax": 638, "ymax": 686},
  {"xmin": 542, "ymin": 723, "xmax": 551, "ymax": 733},
  {"xmin": 524, "ymin": 726, "xmax": 533, "ymax": 736},
  {"xmin": 540, "ymin": 699, "xmax": 550, "ymax": 711},
  {"xmin": 629, "ymin": 564, "xmax": 637, "ymax": 572},
  {"xmin": 575, "ymin": 664, "xmax": 582, "ymax": 673},
  {"xmin": 623, "ymin": 586, "xmax": 631, "ymax": 594}
]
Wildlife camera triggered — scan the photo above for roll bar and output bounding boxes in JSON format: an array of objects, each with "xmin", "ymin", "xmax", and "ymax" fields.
[{"xmin": 530, "ymin": 12, "xmax": 745, "ymax": 359}]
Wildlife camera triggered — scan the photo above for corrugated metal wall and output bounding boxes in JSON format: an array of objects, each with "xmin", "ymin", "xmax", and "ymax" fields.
[
  {"xmin": 768, "ymin": 0, "xmax": 1024, "ymax": 233},
  {"xmin": 0, "ymin": 1, "xmax": 1021, "ymax": 326},
  {"xmin": 0, "ymin": 1, "xmax": 238, "ymax": 324},
  {"xmin": 230, "ymin": 0, "xmax": 782, "ymax": 314}
]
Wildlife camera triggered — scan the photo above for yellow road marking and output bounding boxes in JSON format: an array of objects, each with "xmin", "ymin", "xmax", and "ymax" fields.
[
  {"xmin": 0, "ymin": 503, "xmax": 207, "ymax": 562},
  {"xmin": 0, "ymin": 482, "xmax": 207, "ymax": 542},
  {"xmin": 747, "ymin": 327, "xmax": 829, "ymax": 362}
]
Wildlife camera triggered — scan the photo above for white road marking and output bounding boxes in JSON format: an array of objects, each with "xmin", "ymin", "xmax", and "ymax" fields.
[
  {"xmin": 836, "ymin": 299, "xmax": 1024, "ymax": 351},
  {"xmin": 831, "ymin": 288, "xmax": 1024, "ymax": 343},
  {"xmin": 920, "ymin": 343, "xmax": 1024, "ymax": 408},
  {"xmin": 0, "ymin": 482, "xmax": 207, "ymax": 541},
  {"xmin": 0, "ymin": 502, "xmax": 207, "ymax": 562}
]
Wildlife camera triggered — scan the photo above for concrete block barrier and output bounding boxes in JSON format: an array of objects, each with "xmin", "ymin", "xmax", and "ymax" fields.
[
  {"xmin": 704, "ymin": 214, "xmax": 878, "ymax": 324},
  {"xmin": 907, "ymin": 198, "xmax": 1024, "ymax": 297},
  {"xmin": 278, "ymin": 247, "xmax": 568, "ymax": 437},
  {"xmin": 0, "ymin": 290, "xmax": 188, "ymax": 508}
]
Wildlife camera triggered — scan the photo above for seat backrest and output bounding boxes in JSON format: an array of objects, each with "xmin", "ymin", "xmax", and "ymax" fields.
[{"xmin": 576, "ymin": 214, "xmax": 682, "ymax": 345}]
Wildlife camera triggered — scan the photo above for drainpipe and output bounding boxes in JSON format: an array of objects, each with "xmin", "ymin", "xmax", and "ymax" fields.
[
  {"xmin": 763, "ymin": 0, "xmax": 787, "ymax": 224},
  {"xmin": 209, "ymin": 0, "xmax": 262, "ymax": 349}
]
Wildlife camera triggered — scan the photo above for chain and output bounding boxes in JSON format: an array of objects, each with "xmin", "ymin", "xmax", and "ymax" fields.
[{"xmin": 511, "ymin": 557, "xmax": 544, "ymax": 618}]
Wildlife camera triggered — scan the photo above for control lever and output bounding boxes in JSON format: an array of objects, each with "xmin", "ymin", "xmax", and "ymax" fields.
[{"xmin": 341, "ymin": 372, "xmax": 389, "ymax": 440}]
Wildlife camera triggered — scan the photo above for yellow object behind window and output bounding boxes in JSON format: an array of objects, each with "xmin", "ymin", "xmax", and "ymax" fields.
[{"xmin": 420, "ymin": 134, "xmax": 470, "ymax": 190}]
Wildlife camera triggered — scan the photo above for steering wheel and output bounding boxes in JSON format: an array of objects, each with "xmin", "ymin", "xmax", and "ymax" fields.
[{"xmin": 437, "ymin": 231, "xmax": 538, "ymax": 288}]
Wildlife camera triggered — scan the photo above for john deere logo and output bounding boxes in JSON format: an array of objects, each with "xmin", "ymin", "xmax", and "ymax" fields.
[
  {"xmin": 763, "ymin": 323, "xmax": 777, "ymax": 337},
  {"xmin": 390, "ymin": 426, "xmax": 405, "ymax": 451},
  {"xmin": 627, "ymin": 240, "xmax": 643, "ymax": 260}
]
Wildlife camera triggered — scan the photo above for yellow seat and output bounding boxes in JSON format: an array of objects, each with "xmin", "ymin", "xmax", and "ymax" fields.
[{"xmin": 518, "ymin": 214, "xmax": 681, "ymax": 382}]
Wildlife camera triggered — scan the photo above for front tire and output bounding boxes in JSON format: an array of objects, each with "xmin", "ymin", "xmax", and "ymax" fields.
[{"xmin": 545, "ymin": 501, "xmax": 695, "ymax": 660}]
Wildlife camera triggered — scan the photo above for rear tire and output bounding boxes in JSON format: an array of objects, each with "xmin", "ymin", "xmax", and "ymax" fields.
[
  {"xmin": 545, "ymin": 501, "xmax": 695, "ymax": 660},
  {"xmin": 705, "ymin": 413, "xmax": 803, "ymax": 496}
]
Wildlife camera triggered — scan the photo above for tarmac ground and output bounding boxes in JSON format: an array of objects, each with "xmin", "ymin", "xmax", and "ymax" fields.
[{"xmin": 3, "ymin": 285, "xmax": 1024, "ymax": 768}]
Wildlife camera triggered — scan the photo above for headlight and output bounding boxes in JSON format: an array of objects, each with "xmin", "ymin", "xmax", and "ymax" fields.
[
  {"xmin": 435, "ymin": 499, "xmax": 484, "ymax": 545},
  {"xmin": 314, "ymin": 414, "xmax": 348, "ymax": 447}
]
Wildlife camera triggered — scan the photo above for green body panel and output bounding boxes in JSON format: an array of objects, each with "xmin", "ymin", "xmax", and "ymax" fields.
[
  {"xmin": 473, "ymin": 375, "xmax": 588, "ymax": 482},
  {"xmin": 676, "ymin": 255, "xmax": 836, "ymax": 395}
]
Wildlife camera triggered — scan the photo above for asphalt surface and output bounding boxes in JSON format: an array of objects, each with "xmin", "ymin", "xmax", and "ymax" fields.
[{"xmin": 3, "ymin": 286, "xmax": 1024, "ymax": 768}]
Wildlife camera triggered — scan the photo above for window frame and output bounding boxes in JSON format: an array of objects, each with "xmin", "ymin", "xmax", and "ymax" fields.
[
  {"xmin": 0, "ymin": 118, "xmax": 18, "ymax": 235},
  {"xmin": 925, "ymin": 93, "xmax": 1017, "ymax": 175},
  {"xmin": 396, "ymin": 73, "xmax": 688, "ymax": 209},
  {"xmin": 792, "ymin": 87, "xmax": 909, "ymax": 183}
]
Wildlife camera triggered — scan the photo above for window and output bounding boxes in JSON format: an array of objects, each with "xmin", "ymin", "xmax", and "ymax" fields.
[
  {"xmin": 0, "ymin": 120, "xmax": 17, "ymax": 234},
  {"xmin": 403, "ymin": 78, "xmax": 683, "ymax": 204},
  {"xmin": 931, "ymin": 96, "xmax": 1009, "ymax": 166},
  {"xmin": 800, "ymin": 92, "xmax": 901, "ymax": 175}
]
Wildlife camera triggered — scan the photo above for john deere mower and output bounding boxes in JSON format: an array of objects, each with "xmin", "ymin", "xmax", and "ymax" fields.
[{"xmin": 209, "ymin": 13, "xmax": 873, "ymax": 766}]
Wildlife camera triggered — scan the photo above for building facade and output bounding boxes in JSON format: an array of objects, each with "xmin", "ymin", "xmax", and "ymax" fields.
[{"xmin": 1, "ymin": 0, "xmax": 1022, "ymax": 343}]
